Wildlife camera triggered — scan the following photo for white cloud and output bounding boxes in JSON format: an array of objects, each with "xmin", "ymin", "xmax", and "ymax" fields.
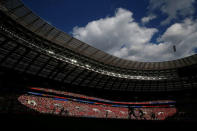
[
  {"xmin": 158, "ymin": 18, "xmax": 197, "ymax": 58},
  {"xmin": 72, "ymin": 8, "xmax": 197, "ymax": 62},
  {"xmin": 141, "ymin": 15, "xmax": 157, "ymax": 24},
  {"xmin": 149, "ymin": 0, "xmax": 196, "ymax": 25},
  {"xmin": 73, "ymin": 8, "xmax": 158, "ymax": 60}
]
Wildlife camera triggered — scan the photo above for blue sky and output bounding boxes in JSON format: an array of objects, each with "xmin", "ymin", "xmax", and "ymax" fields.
[
  {"xmin": 22, "ymin": 0, "xmax": 149, "ymax": 33},
  {"xmin": 22, "ymin": 0, "xmax": 197, "ymax": 62}
]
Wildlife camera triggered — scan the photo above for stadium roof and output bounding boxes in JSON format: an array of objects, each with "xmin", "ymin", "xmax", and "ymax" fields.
[{"xmin": 0, "ymin": 0, "xmax": 197, "ymax": 70}]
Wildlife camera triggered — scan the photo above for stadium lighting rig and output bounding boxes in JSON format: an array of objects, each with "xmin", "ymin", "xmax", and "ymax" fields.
[
  {"xmin": 71, "ymin": 59, "xmax": 78, "ymax": 63},
  {"xmin": 47, "ymin": 50, "xmax": 55, "ymax": 55},
  {"xmin": 0, "ymin": 25, "xmax": 168, "ymax": 80}
]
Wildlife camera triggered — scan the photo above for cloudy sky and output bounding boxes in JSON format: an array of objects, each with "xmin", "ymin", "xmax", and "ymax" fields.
[{"xmin": 22, "ymin": 0, "xmax": 197, "ymax": 62}]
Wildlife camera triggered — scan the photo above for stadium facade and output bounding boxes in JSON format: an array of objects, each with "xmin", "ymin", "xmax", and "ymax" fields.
[{"xmin": 0, "ymin": 0, "xmax": 197, "ymax": 126}]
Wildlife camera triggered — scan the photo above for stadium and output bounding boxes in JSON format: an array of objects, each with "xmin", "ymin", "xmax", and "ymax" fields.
[{"xmin": 0, "ymin": 0, "xmax": 197, "ymax": 129}]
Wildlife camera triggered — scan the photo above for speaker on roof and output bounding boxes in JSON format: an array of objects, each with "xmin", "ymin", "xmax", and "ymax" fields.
[{"xmin": 173, "ymin": 45, "xmax": 176, "ymax": 52}]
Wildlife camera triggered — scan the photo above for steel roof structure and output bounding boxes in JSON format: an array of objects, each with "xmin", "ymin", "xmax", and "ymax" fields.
[
  {"xmin": 1, "ymin": 0, "xmax": 197, "ymax": 70},
  {"xmin": 0, "ymin": 0, "xmax": 197, "ymax": 92}
]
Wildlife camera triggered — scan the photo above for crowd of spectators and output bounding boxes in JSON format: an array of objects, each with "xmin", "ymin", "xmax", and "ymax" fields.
[
  {"xmin": 0, "ymin": 94, "xmax": 39, "ymax": 114},
  {"xmin": 18, "ymin": 95, "xmax": 128, "ymax": 119},
  {"xmin": 30, "ymin": 87, "xmax": 175, "ymax": 105},
  {"xmin": 128, "ymin": 107, "xmax": 176, "ymax": 120},
  {"xmin": 30, "ymin": 87, "xmax": 112, "ymax": 102},
  {"xmin": 18, "ymin": 94, "xmax": 177, "ymax": 120}
]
